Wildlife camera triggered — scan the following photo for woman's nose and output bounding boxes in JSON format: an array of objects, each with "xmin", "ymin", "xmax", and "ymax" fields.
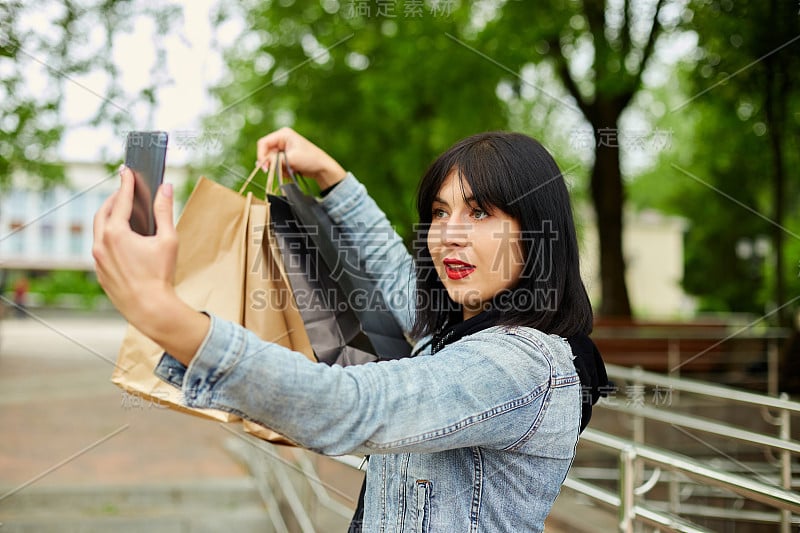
[{"xmin": 440, "ymin": 219, "xmax": 470, "ymax": 247}]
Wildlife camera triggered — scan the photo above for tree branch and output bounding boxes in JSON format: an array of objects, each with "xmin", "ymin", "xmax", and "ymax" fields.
[
  {"xmin": 621, "ymin": 0, "xmax": 632, "ymax": 65},
  {"xmin": 548, "ymin": 37, "xmax": 595, "ymax": 123},
  {"xmin": 622, "ymin": 0, "xmax": 666, "ymax": 106},
  {"xmin": 582, "ymin": 0, "xmax": 610, "ymax": 85},
  {"xmin": 581, "ymin": 0, "xmax": 608, "ymax": 52}
]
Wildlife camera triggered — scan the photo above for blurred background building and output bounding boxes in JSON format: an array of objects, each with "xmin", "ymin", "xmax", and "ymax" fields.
[{"xmin": 0, "ymin": 160, "xmax": 692, "ymax": 317}]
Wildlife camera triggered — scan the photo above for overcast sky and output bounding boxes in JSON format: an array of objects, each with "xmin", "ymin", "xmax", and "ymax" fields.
[{"xmin": 58, "ymin": 0, "xmax": 237, "ymax": 165}]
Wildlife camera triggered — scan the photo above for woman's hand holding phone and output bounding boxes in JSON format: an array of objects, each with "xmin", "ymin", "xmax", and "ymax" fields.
[
  {"xmin": 93, "ymin": 167, "xmax": 208, "ymax": 365},
  {"xmin": 94, "ymin": 126, "xmax": 346, "ymax": 366}
]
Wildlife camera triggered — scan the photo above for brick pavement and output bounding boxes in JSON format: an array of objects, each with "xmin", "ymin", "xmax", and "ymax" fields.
[
  {"xmin": 0, "ymin": 312, "xmax": 249, "ymax": 488},
  {"xmin": 0, "ymin": 311, "xmax": 589, "ymax": 531}
]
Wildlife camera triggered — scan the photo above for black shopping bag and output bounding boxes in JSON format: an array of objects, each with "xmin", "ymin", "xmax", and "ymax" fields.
[{"xmin": 267, "ymin": 163, "xmax": 412, "ymax": 366}]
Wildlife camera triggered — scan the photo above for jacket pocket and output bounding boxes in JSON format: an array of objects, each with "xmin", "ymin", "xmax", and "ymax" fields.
[{"xmin": 414, "ymin": 479, "xmax": 431, "ymax": 533}]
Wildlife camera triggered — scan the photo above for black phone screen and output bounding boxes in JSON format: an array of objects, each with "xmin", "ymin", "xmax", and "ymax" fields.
[{"xmin": 125, "ymin": 131, "xmax": 168, "ymax": 236}]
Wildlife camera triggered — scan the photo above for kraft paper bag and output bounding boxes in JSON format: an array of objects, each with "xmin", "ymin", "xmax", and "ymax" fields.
[
  {"xmin": 241, "ymin": 154, "xmax": 373, "ymax": 444},
  {"xmin": 112, "ymin": 176, "xmax": 253, "ymax": 421},
  {"xmin": 241, "ymin": 196, "xmax": 315, "ymax": 445},
  {"xmin": 242, "ymin": 154, "xmax": 414, "ymax": 445}
]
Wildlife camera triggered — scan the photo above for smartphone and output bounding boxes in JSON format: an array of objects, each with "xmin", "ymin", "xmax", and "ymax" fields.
[{"xmin": 125, "ymin": 131, "xmax": 168, "ymax": 235}]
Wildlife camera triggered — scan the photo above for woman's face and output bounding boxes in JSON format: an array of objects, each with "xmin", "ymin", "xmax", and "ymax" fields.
[{"xmin": 427, "ymin": 170, "xmax": 525, "ymax": 320}]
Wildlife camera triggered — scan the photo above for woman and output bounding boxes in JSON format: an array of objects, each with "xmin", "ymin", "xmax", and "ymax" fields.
[{"xmin": 93, "ymin": 128, "xmax": 605, "ymax": 532}]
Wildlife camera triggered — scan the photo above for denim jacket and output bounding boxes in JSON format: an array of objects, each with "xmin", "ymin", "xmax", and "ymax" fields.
[{"xmin": 155, "ymin": 173, "xmax": 581, "ymax": 532}]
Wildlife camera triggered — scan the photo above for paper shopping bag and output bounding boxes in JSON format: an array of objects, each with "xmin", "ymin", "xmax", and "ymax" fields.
[
  {"xmin": 112, "ymin": 177, "xmax": 253, "ymax": 421},
  {"xmin": 244, "ymin": 159, "xmax": 418, "ymax": 446},
  {"xmin": 241, "ymin": 198, "xmax": 315, "ymax": 445}
]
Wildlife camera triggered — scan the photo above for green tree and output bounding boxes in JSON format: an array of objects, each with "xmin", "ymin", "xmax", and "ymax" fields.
[
  {"xmin": 0, "ymin": 0, "xmax": 180, "ymax": 190},
  {"xmin": 205, "ymin": 1, "xmax": 508, "ymax": 240},
  {"xmin": 207, "ymin": 1, "xmax": 688, "ymax": 319},
  {"xmin": 481, "ymin": 0, "xmax": 686, "ymax": 317},
  {"xmin": 631, "ymin": 0, "xmax": 800, "ymax": 323},
  {"xmin": 631, "ymin": 95, "xmax": 775, "ymax": 315}
]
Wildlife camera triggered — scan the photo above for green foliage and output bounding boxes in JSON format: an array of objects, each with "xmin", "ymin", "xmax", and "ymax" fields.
[
  {"xmin": 479, "ymin": 0, "xmax": 688, "ymax": 317},
  {"xmin": 195, "ymin": 0, "xmax": 798, "ymax": 321},
  {"xmin": 633, "ymin": 99, "xmax": 777, "ymax": 314},
  {"xmin": 630, "ymin": 0, "xmax": 800, "ymax": 318},
  {"xmin": 203, "ymin": 1, "xmax": 514, "ymax": 241},
  {"xmin": 0, "ymin": 0, "xmax": 181, "ymax": 191},
  {"xmin": 27, "ymin": 270, "xmax": 106, "ymax": 308},
  {"xmin": 203, "ymin": 1, "xmax": 683, "ymax": 318}
]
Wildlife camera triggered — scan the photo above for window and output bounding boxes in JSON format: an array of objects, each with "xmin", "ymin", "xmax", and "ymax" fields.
[
  {"xmin": 69, "ymin": 223, "xmax": 83, "ymax": 256},
  {"xmin": 40, "ymin": 223, "xmax": 54, "ymax": 254},
  {"xmin": 8, "ymin": 220, "xmax": 25, "ymax": 253}
]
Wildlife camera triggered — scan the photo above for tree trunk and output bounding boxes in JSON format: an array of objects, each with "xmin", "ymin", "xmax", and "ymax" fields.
[
  {"xmin": 764, "ymin": 0, "xmax": 789, "ymax": 327},
  {"xmin": 590, "ymin": 108, "xmax": 632, "ymax": 317},
  {"xmin": 764, "ymin": 52, "xmax": 788, "ymax": 327}
]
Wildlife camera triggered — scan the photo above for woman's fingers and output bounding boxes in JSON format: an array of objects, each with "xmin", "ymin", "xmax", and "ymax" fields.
[
  {"xmin": 109, "ymin": 167, "xmax": 135, "ymax": 226},
  {"xmin": 93, "ymin": 189, "xmax": 117, "ymax": 234},
  {"xmin": 92, "ymin": 189, "xmax": 118, "ymax": 267},
  {"xmin": 257, "ymin": 128, "xmax": 292, "ymax": 170},
  {"xmin": 255, "ymin": 127, "xmax": 344, "ymax": 188},
  {"xmin": 153, "ymin": 183, "xmax": 176, "ymax": 240}
]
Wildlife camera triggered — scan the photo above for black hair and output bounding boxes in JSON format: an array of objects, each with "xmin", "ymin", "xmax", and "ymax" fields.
[{"xmin": 410, "ymin": 131, "xmax": 593, "ymax": 339}]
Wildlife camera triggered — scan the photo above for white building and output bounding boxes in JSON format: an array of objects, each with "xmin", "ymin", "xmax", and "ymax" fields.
[
  {"xmin": 0, "ymin": 162, "xmax": 189, "ymax": 271},
  {"xmin": 580, "ymin": 208, "xmax": 696, "ymax": 318}
]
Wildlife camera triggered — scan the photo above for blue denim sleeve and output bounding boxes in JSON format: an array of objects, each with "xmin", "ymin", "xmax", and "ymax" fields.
[
  {"xmin": 161, "ymin": 314, "xmax": 571, "ymax": 457},
  {"xmin": 318, "ymin": 173, "xmax": 416, "ymax": 335}
]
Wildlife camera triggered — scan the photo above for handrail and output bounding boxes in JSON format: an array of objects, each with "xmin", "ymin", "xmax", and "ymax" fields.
[
  {"xmin": 235, "ymin": 429, "xmax": 798, "ymax": 531},
  {"xmin": 591, "ymin": 327, "xmax": 790, "ymax": 340},
  {"xmin": 605, "ymin": 363, "xmax": 800, "ymax": 413},
  {"xmin": 604, "ymin": 403, "xmax": 800, "ymax": 454},
  {"xmin": 562, "ymin": 477, "xmax": 713, "ymax": 533},
  {"xmin": 581, "ymin": 429, "xmax": 800, "ymax": 514},
  {"xmin": 230, "ymin": 364, "xmax": 800, "ymax": 531},
  {"xmin": 650, "ymin": 502, "xmax": 800, "ymax": 525}
]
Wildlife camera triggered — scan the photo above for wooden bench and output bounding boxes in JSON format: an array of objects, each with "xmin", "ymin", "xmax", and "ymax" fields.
[{"xmin": 591, "ymin": 318, "xmax": 776, "ymax": 376}]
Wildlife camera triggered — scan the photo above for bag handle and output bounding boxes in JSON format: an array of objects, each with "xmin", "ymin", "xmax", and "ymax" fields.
[
  {"xmin": 280, "ymin": 153, "xmax": 316, "ymax": 195},
  {"xmin": 238, "ymin": 162, "xmax": 264, "ymax": 195},
  {"xmin": 239, "ymin": 151, "xmax": 290, "ymax": 196}
]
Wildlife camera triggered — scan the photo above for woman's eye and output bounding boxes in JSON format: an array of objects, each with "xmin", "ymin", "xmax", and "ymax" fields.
[
  {"xmin": 432, "ymin": 208, "xmax": 447, "ymax": 219},
  {"xmin": 472, "ymin": 208, "xmax": 488, "ymax": 220}
]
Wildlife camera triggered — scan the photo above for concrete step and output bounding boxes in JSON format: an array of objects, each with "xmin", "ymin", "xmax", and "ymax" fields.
[{"xmin": 0, "ymin": 478, "xmax": 273, "ymax": 533}]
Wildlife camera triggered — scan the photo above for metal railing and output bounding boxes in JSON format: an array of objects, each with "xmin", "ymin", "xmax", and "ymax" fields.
[
  {"xmin": 571, "ymin": 429, "xmax": 800, "ymax": 533},
  {"xmin": 226, "ymin": 363, "xmax": 800, "ymax": 533},
  {"xmin": 224, "ymin": 433, "xmax": 361, "ymax": 533},
  {"xmin": 574, "ymin": 363, "xmax": 800, "ymax": 532}
]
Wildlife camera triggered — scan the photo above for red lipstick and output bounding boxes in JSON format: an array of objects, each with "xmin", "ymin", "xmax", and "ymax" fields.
[{"xmin": 443, "ymin": 259, "xmax": 476, "ymax": 280}]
